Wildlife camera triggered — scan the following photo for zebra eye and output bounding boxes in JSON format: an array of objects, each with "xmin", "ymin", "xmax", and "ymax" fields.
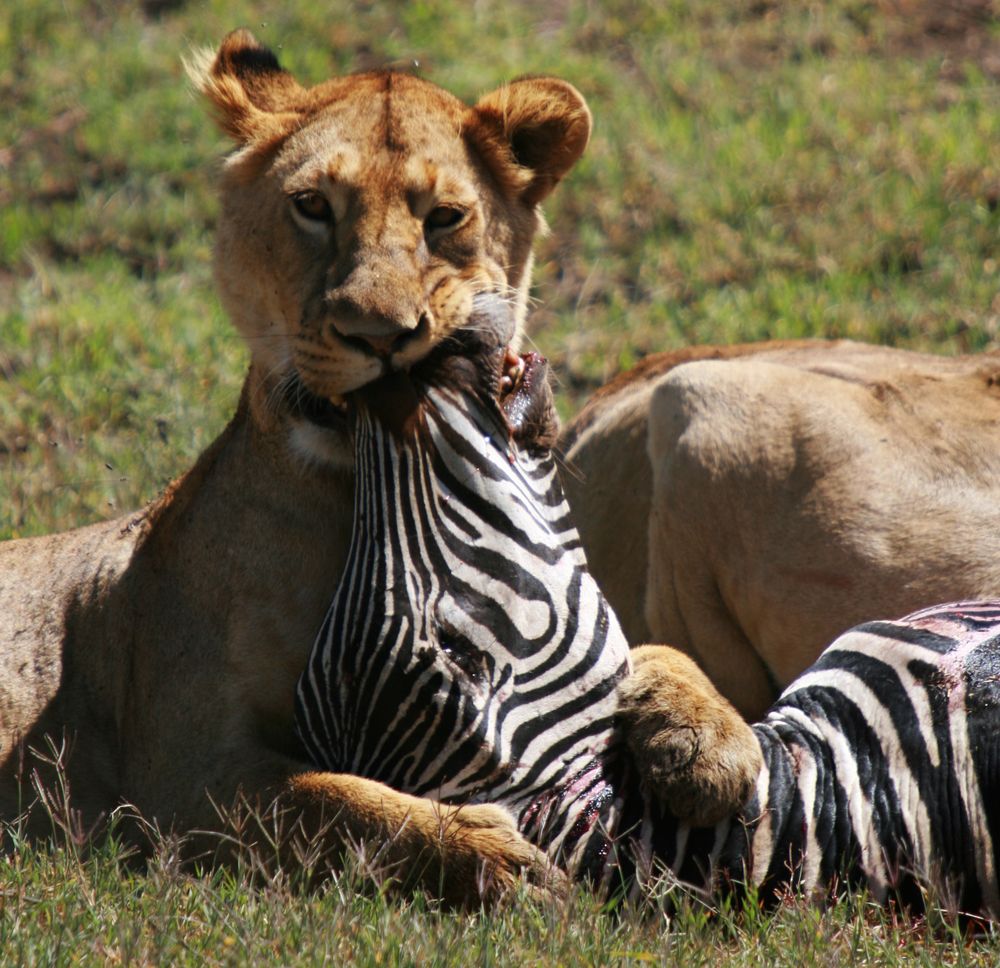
[{"xmin": 435, "ymin": 621, "xmax": 488, "ymax": 684}]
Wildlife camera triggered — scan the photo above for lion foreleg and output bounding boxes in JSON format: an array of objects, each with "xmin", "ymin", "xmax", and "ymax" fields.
[{"xmin": 202, "ymin": 770, "xmax": 565, "ymax": 908}]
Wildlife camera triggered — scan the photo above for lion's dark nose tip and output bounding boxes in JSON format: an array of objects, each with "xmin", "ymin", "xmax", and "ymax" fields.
[{"xmin": 335, "ymin": 315, "xmax": 430, "ymax": 359}]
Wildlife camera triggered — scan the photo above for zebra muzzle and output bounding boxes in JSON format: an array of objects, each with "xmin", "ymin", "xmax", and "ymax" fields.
[{"xmin": 500, "ymin": 351, "xmax": 557, "ymax": 450}]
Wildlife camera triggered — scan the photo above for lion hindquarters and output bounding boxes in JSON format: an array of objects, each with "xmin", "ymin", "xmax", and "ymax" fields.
[
  {"xmin": 645, "ymin": 353, "xmax": 1000, "ymax": 719},
  {"xmin": 644, "ymin": 360, "xmax": 825, "ymax": 717}
]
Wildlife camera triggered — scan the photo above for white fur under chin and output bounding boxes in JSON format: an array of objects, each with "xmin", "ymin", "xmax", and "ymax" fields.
[{"xmin": 288, "ymin": 419, "xmax": 355, "ymax": 470}]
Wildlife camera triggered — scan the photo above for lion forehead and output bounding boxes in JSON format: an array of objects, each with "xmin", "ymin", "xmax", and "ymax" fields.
[
  {"xmin": 300, "ymin": 71, "xmax": 466, "ymax": 152},
  {"xmin": 278, "ymin": 123, "xmax": 474, "ymax": 199},
  {"xmin": 271, "ymin": 78, "xmax": 477, "ymax": 207}
]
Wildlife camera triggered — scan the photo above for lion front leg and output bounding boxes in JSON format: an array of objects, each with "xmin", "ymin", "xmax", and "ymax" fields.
[
  {"xmin": 210, "ymin": 770, "xmax": 566, "ymax": 908},
  {"xmin": 616, "ymin": 645, "xmax": 763, "ymax": 827}
]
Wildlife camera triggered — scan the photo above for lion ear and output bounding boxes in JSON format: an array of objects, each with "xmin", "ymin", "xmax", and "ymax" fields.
[
  {"xmin": 467, "ymin": 77, "xmax": 592, "ymax": 206},
  {"xmin": 187, "ymin": 29, "xmax": 305, "ymax": 144}
]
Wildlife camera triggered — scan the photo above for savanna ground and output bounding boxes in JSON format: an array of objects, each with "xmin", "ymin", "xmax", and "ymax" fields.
[{"xmin": 1, "ymin": 0, "xmax": 999, "ymax": 962}]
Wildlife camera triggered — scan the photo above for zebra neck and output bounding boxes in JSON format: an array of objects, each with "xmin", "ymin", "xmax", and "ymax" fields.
[
  {"xmin": 507, "ymin": 725, "xmax": 822, "ymax": 897},
  {"xmin": 512, "ymin": 743, "xmax": 645, "ymax": 887}
]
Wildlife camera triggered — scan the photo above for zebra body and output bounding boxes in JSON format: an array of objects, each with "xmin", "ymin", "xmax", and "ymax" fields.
[
  {"xmin": 744, "ymin": 604, "xmax": 1000, "ymax": 913},
  {"xmin": 295, "ymin": 303, "xmax": 1000, "ymax": 916},
  {"xmin": 628, "ymin": 603, "xmax": 1000, "ymax": 914},
  {"xmin": 295, "ymin": 298, "xmax": 632, "ymax": 865}
]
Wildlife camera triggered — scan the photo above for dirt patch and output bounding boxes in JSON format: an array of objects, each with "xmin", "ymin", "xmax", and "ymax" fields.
[{"xmin": 879, "ymin": 0, "xmax": 1000, "ymax": 78}]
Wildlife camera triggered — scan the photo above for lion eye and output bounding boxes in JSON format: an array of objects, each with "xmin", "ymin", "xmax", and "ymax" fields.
[
  {"xmin": 291, "ymin": 191, "xmax": 333, "ymax": 223},
  {"xmin": 425, "ymin": 206, "xmax": 465, "ymax": 232}
]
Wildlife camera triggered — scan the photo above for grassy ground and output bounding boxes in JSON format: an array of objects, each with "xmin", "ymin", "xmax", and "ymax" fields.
[
  {"xmin": 1, "ymin": 0, "xmax": 999, "ymax": 961},
  {"xmin": 3, "ymin": 832, "xmax": 999, "ymax": 966}
]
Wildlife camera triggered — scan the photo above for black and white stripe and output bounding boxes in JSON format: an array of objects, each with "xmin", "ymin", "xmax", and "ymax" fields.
[
  {"xmin": 738, "ymin": 601, "xmax": 1000, "ymax": 913},
  {"xmin": 295, "ymin": 338, "xmax": 1000, "ymax": 915},
  {"xmin": 576, "ymin": 601, "xmax": 1000, "ymax": 914},
  {"xmin": 294, "ymin": 361, "xmax": 631, "ymax": 861}
]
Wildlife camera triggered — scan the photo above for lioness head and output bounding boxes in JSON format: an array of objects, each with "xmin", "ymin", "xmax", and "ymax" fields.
[{"xmin": 190, "ymin": 30, "xmax": 590, "ymax": 466}]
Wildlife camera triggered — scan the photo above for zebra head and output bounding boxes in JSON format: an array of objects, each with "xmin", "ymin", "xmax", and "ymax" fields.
[{"xmin": 295, "ymin": 294, "xmax": 631, "ymax": 811}]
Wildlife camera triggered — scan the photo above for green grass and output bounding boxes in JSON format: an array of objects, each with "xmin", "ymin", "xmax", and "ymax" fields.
[
  {"xmin": 1, "ymin": 0, "xmax": 999, "ymax": 960},
  {"xmin": 3, "ymin": 832, "xmax": 999, "ymax": 967}
]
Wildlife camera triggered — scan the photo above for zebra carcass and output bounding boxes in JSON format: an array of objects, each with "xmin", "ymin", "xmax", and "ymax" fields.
[{"xmin": 295, "ymin": 296, "xmax": 1000, "ymax": 918}]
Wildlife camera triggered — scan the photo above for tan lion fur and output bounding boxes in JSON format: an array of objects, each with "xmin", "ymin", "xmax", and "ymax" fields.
[
  {"xmin": 617, "ymin": 646, "xmax": 763, "ymax": 827},
  {"xmin": 561, "ymin": 340, "xmax": 1000, "ymax": 719},
  {"xmin": 0, "ymin": 31, "xmax": 757, "ymax": 898}
]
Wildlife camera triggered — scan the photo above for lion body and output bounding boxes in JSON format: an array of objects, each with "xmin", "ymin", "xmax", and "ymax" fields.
[
  {"xmin": 0, "ymin": 411, "xmax": 357, "ymax": 836},
  {"xmin": 561, "ymin": 340, "xmax": 1000, "ymax": 718},
  {"xmin": 0, "ymin": 31, "xmax": 602, "ymax": 901}
]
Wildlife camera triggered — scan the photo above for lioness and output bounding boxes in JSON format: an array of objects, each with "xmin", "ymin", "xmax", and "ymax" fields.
[
  {"xmin": 561, "ymin": 339, "xmax": 1000, "ymax": 719},
  {"xmin": 0, "ymin": 31, "xmax": 756, "ymax": 904}
]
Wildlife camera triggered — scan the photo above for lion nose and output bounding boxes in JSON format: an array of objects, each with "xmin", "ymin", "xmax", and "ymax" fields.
[
  {"xmin": 326, "ymin": 259, "xmax": 428, "ymax": 357},
  {"xmin": 360, "ymin": 333, "xmax": 400, "ymax": 356},
  {"xmin": 328, "ymin": 304, "xmax": 429, "ymax": 358},
  {"xmin": 356, "ymin": 321, "xmax": 428, "ymax": 357}
]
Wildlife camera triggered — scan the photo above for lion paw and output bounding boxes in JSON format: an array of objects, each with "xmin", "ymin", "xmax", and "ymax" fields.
[
  {"xmin": 281, "ymin": 772, "xmax": 566, "ymax": 908},
  {"xmin": 428, "ymin": 801, "xmax": 567, "ymax": 907},
  {"xmin": 617, "ymin": 645, "xmax": 763, "ymax": 827}
]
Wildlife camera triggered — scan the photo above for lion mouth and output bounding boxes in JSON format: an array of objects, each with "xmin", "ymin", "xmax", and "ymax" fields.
[
  {"xmin": 291, "ymin": 359, "xmax": 516, "ymax": 429},
  {"xmin": 283, "ymin": 375, "xmax": 349, "ymax": 430}
]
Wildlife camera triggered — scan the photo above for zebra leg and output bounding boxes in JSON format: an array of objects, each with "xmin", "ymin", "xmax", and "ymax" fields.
[
  {"xmin": 226, "ymin": 771, "xmax": 567, "ymax": 908},
  {"xmin": 616, "ymin": 645, "xmax": 762, "ymax": 826}
]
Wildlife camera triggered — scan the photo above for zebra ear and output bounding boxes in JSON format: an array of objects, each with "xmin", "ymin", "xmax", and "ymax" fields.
[
  {"xmin": 466, "ymin": 77, "xmax": 592, "ymax": 206},
  {"xmin": 187, "ymin": 29, "xmax": 305, "ymax": 144}
]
